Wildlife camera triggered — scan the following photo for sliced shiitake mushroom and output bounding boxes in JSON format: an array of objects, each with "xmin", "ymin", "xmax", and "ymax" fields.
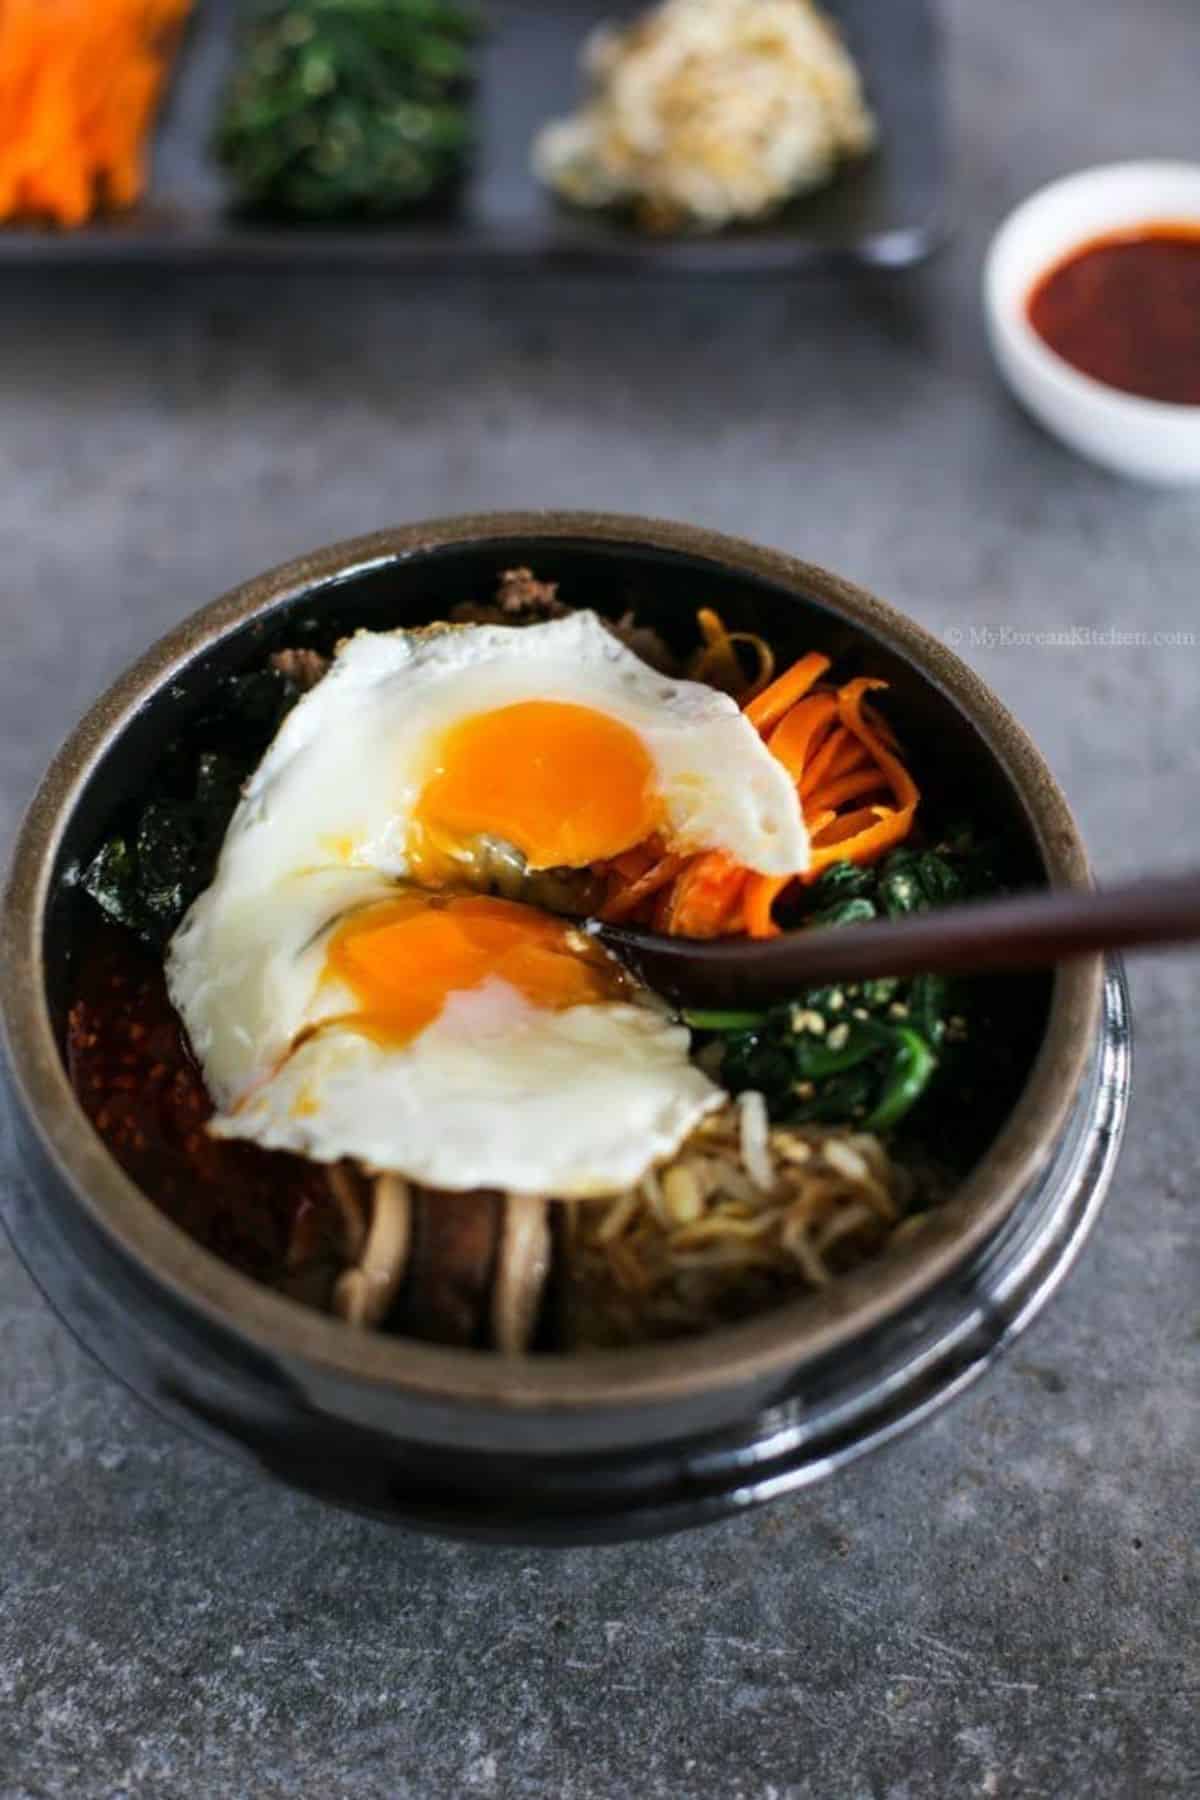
[
  {"xmin": 324, "ymin": 1162, "xmax": 555, "ymax": 1350},
  {"xmin": 391, "ymin": 1189, "xmax": 503, "ymax": 1347}
]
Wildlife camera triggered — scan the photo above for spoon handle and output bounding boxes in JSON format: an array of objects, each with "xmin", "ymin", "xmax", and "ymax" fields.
[{"xmin": 595, "ymin": 869, "xmax": 1200, "ymax": 1010}]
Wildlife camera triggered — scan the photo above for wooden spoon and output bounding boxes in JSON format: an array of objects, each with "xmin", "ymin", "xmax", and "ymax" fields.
[{"xmin": 589, "ymin": 868, "xmax": 1200, "ymax": 1012}]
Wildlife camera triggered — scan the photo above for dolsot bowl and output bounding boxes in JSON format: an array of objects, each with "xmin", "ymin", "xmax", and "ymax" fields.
[{"xmin": 0, "ymin": 513, "xmax": 1128, "ymax": 1543}]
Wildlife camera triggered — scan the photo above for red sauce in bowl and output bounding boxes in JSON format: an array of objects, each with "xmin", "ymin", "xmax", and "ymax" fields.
[
  {"xmin": 1027, "ymin": 223, "xmax": 1200, "ymax": 405},
  {"xmin": 68, "ymin": 921, "xmax": 333, "ymax": 1285}
]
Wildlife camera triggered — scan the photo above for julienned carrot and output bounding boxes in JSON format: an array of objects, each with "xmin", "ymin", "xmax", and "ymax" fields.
[
  {"xmin": 804, "ymin": 766, "xmax": 889, "ymax": 815},
  {"xmin": 609, "ymin": 841, "xmax": 663, "ymax": 882},
  {"xmin": 765, "ymin": 692, "xmax": 837, "ymax": 782},
  {"xmin": 0, "ymin": 0, "xmax": 191, "ymax": 229},
  {"xmin": 594, "ymin": 618, "xmax": 921, "ymax": 941},
  {"xmin": 799, "ymin": 724, "xmax": 864, "ymax": 798},
  {"xmin": 596, "ymin": 837, "xmax": 678, "ymax": 920},
  {"xmin": 688, "ymin": 608, "xmax": 776, "ymax": 700},
  {"xmin": 801, "ymin": 679, "xmax": 919, "ymax": 879},
  {"xmin": 742, "ymin": 806, "xmax": 836, "ymax": 938},
  {"xmin": 806, "ymin": 806, "xmax": 915, "ymax": 876},
  {"xmin": 744, "ymin": 651, "xmax": 830, "ymax": 733},
  {"xmin": 836, "ymin": 678, "xmax": 920, "ymax": 812},
  {"xmin": 600, "ymin": 851, "xmax": 686, "ymax": 923},
  {"xmin": 812, "ymin": 806, "xmax": 886, "ymax": 846},
  {"xmin": 689, "ymin": 609, "xmax": 742, "ymax": 694},
  {"xmin": 741, "ymin": 873, "xmax": 790, "ymax": 939},
  {"xmin": 661, "ymin": 852, "xmax": 747, "ymax": 939}
]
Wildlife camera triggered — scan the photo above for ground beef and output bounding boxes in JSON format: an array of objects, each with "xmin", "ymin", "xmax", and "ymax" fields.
[
  {"xmin": 451, "ymin": 569, "xmax": 679, "ymax": 673},
  {"xmin": 450, "ymin": 565, "xmax": 569, "ymax": 626},
  {"xmin": 269, "ymin": 647, "xmax": 330, "ymax": 690}
]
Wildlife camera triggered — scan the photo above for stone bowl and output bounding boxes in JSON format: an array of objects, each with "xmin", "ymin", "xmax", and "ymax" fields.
[{"xmin": 0, "ymin": 513, "xmax": 1127, "ymax": 1542}]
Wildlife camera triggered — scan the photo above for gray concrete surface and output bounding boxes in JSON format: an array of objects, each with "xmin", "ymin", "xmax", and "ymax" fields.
[{"xmin": 2, "ymin": 2, "xmax": 1198, "ymax": 1794}]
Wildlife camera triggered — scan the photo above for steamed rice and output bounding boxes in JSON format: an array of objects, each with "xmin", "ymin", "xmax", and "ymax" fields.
[{"xmin": 533, "ymin": 0, "xmax": 876, "ymax": 232}]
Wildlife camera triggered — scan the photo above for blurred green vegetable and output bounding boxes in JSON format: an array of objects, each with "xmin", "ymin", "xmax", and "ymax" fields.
[{"xmin": 216, "ymin": 0, "xmax": 478, "ymax": 218}]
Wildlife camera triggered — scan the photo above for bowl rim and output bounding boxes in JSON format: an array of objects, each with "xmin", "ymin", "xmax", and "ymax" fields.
[
  {"xmin": 983, "ymin": 159, "xmax": 1200, "ymax": 431},
  {"xmin": 0, "ymin": 511, "xmax": 1104, "ymax": 1413}
]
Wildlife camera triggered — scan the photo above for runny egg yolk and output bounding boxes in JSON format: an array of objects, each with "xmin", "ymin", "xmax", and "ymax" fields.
[
  {"xmin": 325, "ymin": 892, "xmax": 628, "ymax": 1046},
  {"xmin": 413, "ymin": 701, "xmax": 660, "ymax": 871}
]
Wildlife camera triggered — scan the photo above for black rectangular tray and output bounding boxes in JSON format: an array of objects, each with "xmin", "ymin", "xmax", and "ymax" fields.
[{"xmin": 0, "ymin": 0, "xmax": 948, "ymax": 270}]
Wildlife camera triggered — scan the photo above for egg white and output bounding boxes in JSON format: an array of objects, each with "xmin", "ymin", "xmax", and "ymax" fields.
[
  {"xmin": 209, "ymin": 979, "xmax": 722, "ymax": 1198},
  {"xmin": 167, "ymin": 611, "xmax": 808, "ymax": 1192}
]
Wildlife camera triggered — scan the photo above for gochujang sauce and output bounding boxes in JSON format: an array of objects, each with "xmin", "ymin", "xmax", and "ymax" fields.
[
  {"xmin": 1027, "ymin": 223, "xmax": 1200, "ymax": 405},
  {"xmin": 68, "ymin": 921, "xmax": 335, "ymax": 1287}
]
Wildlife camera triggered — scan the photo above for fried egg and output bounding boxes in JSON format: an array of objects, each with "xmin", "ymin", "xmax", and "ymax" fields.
[
  {"xmin": 167, "ymin": 611, "xmax": 809, "ymax": 1194},
  {"xmin": 198, "ymin": 891, "xmax": 721, "ymax": 1195}
]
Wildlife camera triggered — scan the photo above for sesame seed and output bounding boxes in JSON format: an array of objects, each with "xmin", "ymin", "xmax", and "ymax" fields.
[{"xmin": 790, "ymin": 1007, "xmax": 825, "ymax": 1036}]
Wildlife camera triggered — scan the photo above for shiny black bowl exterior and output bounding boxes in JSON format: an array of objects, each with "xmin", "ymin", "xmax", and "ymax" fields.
[{"xmin": 0, "ymin": 968, "xmax": 1128, "ymax": 1543}]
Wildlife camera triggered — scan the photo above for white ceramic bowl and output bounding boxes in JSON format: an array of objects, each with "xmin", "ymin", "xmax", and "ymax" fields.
[{"xmin": 984, "ymin": 161, "xmax": 1200, "ymax": 483}]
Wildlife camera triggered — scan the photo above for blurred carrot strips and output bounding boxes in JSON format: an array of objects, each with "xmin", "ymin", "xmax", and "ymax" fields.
[
  {"xmin": 0, "ymin": 0, "xmax": 191, "ymax": 227},
  {"xmin": 597, "ymin": 613, "xmax": 921, "ymax": 941}
]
